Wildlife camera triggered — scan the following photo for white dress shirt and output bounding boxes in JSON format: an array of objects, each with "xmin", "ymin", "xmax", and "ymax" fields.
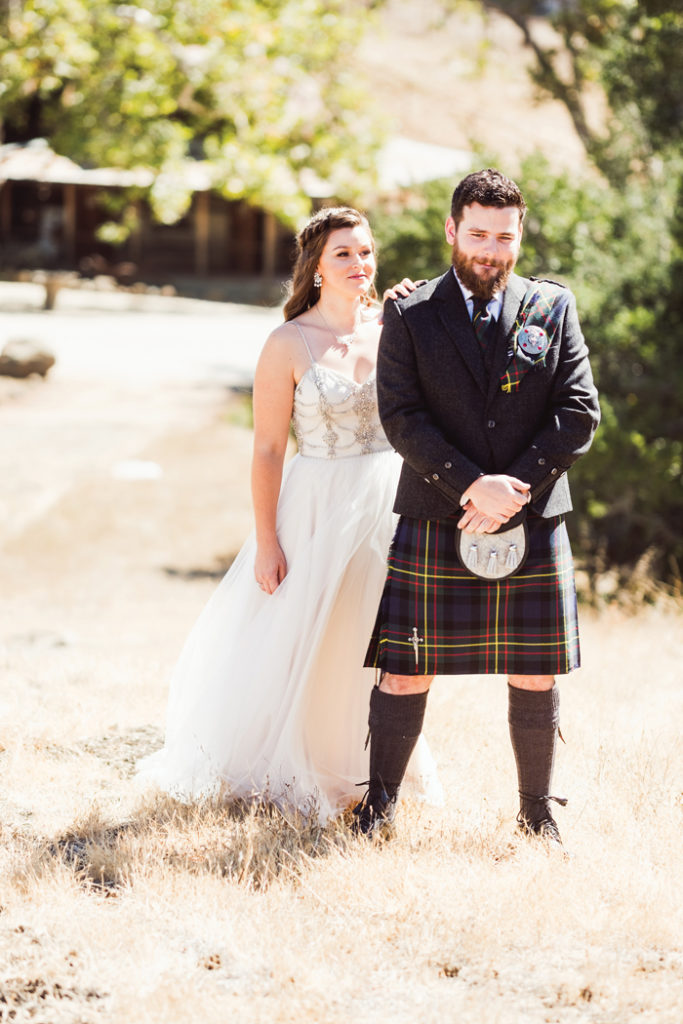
[{"xmin": 452, "ymin": 268, "xmax": 504, "ymax": 322}]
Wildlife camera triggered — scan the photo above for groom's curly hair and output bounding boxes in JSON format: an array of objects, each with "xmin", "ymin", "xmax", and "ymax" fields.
[{"xmin": 450, "ymin": 168, "xmax": 527, "ymax": 227}]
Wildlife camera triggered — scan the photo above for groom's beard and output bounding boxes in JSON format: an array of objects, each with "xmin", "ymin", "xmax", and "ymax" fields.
[{"xmin": 451, "ymin": 239, "xmax": 516, "ymax": 301}]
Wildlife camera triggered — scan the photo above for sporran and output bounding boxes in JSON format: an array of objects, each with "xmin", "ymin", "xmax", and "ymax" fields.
[{"xmin": 455, "ymin": 510, "xmax": 529, "ymax": 580}]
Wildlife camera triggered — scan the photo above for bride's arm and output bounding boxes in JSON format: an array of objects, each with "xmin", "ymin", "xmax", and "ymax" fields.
[{"xmin": 250, "ymin": 330, "xmax": 297, "ymax": 594}]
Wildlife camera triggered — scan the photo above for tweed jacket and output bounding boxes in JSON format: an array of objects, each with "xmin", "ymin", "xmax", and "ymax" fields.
[{"xmin": 377, "ymin": 268, "xmax": 601, "ymax": 519}]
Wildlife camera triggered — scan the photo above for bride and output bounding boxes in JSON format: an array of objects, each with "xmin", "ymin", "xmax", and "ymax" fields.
[{"xmin": 137, "ymin": 206, "xmax": 441, "ymax": 822}]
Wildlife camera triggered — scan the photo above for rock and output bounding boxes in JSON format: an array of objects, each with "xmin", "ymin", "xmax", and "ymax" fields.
[{"xmin": 0, "ymin": 338, "xmax": 56, "ymax": 378}]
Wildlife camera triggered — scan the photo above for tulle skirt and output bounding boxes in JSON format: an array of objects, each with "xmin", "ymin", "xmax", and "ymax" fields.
[{"xmin": 137, "ymin": 449, "xmax": 442, "ymax": 822}]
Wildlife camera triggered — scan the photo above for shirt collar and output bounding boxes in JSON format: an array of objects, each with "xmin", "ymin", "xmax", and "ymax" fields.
[{"xmin": 452, "ymin": 268, "xmax": 504, "ymax": 321}]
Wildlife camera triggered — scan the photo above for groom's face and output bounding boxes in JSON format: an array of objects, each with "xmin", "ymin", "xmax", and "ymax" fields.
[{"xmin": 445, "ymin": 202, "xmax": 522, "ymax": 300}]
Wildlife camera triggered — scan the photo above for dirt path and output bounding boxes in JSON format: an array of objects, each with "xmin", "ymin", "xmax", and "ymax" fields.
[
  {"xmin": 1, "ymin": 286, "xmax": 278, "ymax": 814},
  {"xmin": 0, "ymin": 281, "xmax": 279, "ymax": 545}
]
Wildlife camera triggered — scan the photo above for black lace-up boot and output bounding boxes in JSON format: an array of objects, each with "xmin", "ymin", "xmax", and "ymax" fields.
[
  {"xmin": 508, "ymin": 683, "xmax": 567, "ymax": 848},
  {"xmin": 352, "ymin": 685, "xmax": 428, "ymax": 838},
  {"xmin": 516, "ymin": 794, "xmax": 568, "ymax": 845}
]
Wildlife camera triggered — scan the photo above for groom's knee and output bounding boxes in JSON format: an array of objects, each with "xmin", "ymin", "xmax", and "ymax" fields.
[{"xmin": 379, "ymin": 673, "xmax": 434, "ymax": 695}]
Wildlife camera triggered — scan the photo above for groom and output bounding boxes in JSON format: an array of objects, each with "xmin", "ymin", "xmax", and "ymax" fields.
[{"xmin": 356, "ymin": 168, "xmax": 600, "ymax": 845}]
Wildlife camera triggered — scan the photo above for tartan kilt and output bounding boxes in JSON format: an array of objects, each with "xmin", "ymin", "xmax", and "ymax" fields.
[{"xmin": 364, "ymin": 513, "xmax": 580, "ymax": 676}]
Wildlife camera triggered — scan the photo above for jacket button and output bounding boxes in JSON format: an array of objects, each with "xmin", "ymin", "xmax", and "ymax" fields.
[
  {"xmin": 487, "ymin": 419, "xmax": 496, "ymax": 429},
  {"xmin": 551, "ymin": 467, "xmax": 558, "ymax": 475},
  {"xmin": 538, "ymin": 457, "xmax": 546, "ymax": 465},
  {"xmin": 444, "ymin": 461, "xmax": 452, "ymax": 469},
  {"xmin": 432, "ymin": 473, "xmax": 440, "ymax": 481}
]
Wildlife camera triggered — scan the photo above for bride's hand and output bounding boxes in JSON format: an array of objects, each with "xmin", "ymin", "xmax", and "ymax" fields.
[
  {"xmin": 254, "ymin": 541, "xmax": 287, "ymax": 595},
  {"xmin": 382, "ymin": 277, "xmax": 427, "ymax": 302},
  {"xmin": 378, "ymin": 278, "xmax": 427, "ymax": 323}
]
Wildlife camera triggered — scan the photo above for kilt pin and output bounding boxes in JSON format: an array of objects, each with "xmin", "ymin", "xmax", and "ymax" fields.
[{"xmin": 354, "ymin": 262, "xmax": 600, "ymax": 842}]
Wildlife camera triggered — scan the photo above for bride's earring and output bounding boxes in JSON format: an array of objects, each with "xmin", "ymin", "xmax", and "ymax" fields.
[{"xmin": 313, "ymin": 270, "xmax": 322, "ymax": 288}]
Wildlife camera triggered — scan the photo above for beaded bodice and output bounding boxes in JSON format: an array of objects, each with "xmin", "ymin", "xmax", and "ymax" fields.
[{"xmin": 292, "ymin": 363, "xmax": 392, "ymax": 459}]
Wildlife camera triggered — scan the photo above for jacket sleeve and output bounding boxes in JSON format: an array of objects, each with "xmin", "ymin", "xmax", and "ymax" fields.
[
  {"xmin": 504, "ymin": 290, "xmax": 601, "ymax": 499},
  {"xmin": 377, "ymin": 299, "xmax": 483, "ymax": 507}
]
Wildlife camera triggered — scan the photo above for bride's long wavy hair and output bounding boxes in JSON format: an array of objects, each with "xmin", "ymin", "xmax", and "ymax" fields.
[{"xmin": 283, "ymin": 206, "xmax": 378, "ymax": 322}]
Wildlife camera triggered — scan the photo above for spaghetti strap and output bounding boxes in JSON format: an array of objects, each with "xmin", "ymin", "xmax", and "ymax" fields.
[{"xmin": 293, "ymin": 322, "xmax": 316, "ymax": 365}]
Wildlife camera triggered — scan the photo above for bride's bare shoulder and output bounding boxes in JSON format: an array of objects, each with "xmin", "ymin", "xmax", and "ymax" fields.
[
  {"xmin": 257, "ymin": 317, "xmax": 314, "ymax": 371},
  {"xmin": 262, "ymin": 318, "xmax": 302, "ymax": 349}
]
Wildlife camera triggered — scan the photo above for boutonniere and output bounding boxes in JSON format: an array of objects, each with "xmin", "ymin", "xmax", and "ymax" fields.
[{"xmin": 517, "ymin": 324, "xmax": 551, "ymax": 360}]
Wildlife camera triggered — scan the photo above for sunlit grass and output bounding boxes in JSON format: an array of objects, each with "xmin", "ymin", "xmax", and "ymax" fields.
[{"xmin": 1, "ymin": 604, "xmax": 681, "ymax": 1023}]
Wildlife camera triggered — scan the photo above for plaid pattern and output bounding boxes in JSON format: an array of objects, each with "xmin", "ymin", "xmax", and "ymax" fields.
[
  {"xmin": 364, "ymin": 513, "xmax": 580, "ymax": 676},
  {"xmin": 472, "ymin": 296, "xmax": 496, "ymax": 351},
  {"xmin": 500, "ymin": 281, "xmax": 570, "ymax": 394}
]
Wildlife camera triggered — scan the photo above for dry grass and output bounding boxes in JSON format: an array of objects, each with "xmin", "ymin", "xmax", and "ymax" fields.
[
  {"xmin": 2, "ymin": 298, "xmax": 681, "ymax": 1021},
  {"xmin": 2, "ymin": 594, "xmax": 682, "ymax": 1023}
]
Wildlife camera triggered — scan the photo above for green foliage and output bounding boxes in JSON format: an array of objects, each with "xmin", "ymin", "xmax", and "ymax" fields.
[
  {"xmin": 598, "ymin": 0, "xmax": 683, "ymax": 155},
  {"xmin": 499, "ymin": 0, "xmax": 683, "ymax": 586},
  {"xmin": 0, "ymin": 0, "xmax": 384, "ymax": 225},
  {"xmin": 518, "ymin": 154, "xmax": 683, "ymax": 585},
  {"xmin": 376, "ymin": 0, "xmax": 683, "ymax": 588},
  {"xmin": 372, "ymin": 180, "xmax": 452, "ymax": 294}
]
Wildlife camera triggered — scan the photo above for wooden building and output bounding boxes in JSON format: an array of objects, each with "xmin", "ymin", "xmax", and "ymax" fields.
[
  {"xmin": 1, "ymin": 137, "xmax": 472, "ymax": 289},
  {"xmin": 0, "ymin": 140, "xmax": 295, "ymax": 283}
]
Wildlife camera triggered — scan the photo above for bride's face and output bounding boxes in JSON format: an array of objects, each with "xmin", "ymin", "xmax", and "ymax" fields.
[{"xmin": 317, "ymin": 225, "xmax": 376, "ymax": 299}]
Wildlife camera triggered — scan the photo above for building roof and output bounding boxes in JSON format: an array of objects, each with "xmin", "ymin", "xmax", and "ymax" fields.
[
  {"xmin": 0, "ymin": 136, "xmax": 471, "ymax": 194},
  {"xmin": 0, "ymin": 138, "xmax": 214, "ymax": 191},
  {"xmin": 0, "ymin": 138, "xmax": 154, "ymax": 187},
  {"xmin": 377, "ymin": 136, "xmax": 471, "ymax": 191}
]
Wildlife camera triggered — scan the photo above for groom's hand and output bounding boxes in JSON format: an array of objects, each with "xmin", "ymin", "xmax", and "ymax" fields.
[{"xmin": 458, "ymin": 474, "xmax": 530, "ymax": 534}]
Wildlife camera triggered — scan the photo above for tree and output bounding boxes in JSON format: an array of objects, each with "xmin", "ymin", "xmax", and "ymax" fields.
[
  {"xmin": 373, "ymin": 0, "xmax": 683, "ymax": 590},
  {"xmin": 483, "ymin": 1, "xmax": 683, "ymax": 589},
  {"xmin": 460, "ymin": 0, "xmax": 682, "ymax": 179},
  {"xmin": 405, "ymin": 0, "xmax": 682, "ymax": 590},
  {"xmin": 0, "ymin": 0, "xmax": 383, "ymax": 225},
  {"xmin": 517, "ymin": 153, "xmax": 683, "ymax": 591}
]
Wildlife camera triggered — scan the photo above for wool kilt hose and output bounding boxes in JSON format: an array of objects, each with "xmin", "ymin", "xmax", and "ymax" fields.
[{"xmin": 364, "ymin": 513, "xmax": 580, "ymax": 676}]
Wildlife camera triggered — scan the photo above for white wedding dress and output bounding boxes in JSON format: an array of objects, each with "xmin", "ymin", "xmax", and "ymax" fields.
[{"xmin": 137, "ymin": 331, "xmax": 442, "ymax": 822}]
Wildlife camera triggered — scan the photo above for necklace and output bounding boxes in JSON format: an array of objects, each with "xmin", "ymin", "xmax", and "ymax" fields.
[{"xmin": 316, "ymin": 305, "xmax": 361, "ymax": 352}]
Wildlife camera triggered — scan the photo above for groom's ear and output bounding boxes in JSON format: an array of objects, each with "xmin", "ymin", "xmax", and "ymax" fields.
[{"xmin": 445, "ymin": 216, "xmax": 456, "ymax": 245}]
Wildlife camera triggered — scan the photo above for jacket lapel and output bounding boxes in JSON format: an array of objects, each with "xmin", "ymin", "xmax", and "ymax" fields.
[
  {"xmin": 487, "ymin": 273, "xmax": 527, "ymax": 403},
  {"xmin": 433, "ymin": 270, "xmax": 487, "ymax": 395}
]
